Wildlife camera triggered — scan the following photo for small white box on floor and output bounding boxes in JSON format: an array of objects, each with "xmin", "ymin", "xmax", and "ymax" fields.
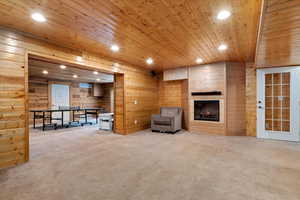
[{"xmin": 99, "ymin": 113, "xmax": 114, "ymax": 131}]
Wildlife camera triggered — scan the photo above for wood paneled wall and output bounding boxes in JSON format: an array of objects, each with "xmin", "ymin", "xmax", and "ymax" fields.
[
  {"xmin": 100, "ymin": 83, "xmax": 114, "ymax": 113},
  {"xmin": 188, "ymin": 62, "xmax": 246, "ymax": 136},
  {"xmin": 188, "ymin": 63, "xmax": 227, "ymax": 135},
  {"xmin": 245, "ymin": 62, "xmax": 257, "ymax": 136},
  {"xmin": 28, "ymin": 78, "xmax": 48, "ymax": 125},
  {"xmin": 28, "ymin": 78, "xmax": 48, "ymax": 118},
  {"xmin": 71, "ymin": 82, "xmax": 113, "ymax": 110},
  {"xmin": 189, "ymin": 63, "xmax": 226, "ymax": 94},
  {"xmin": 158, "ymin": 76, "xmax": 188, "ymax": 129},
  {"xmin": 124, "ymin": 71, "xmax": 158, "ymax": 133},
  {"xmin": 159, "ymin": 79, "xmax": 183, "ymax": 107},
  {"xmin": 0, "ymin": 27, "xmax": 159, "ymax": 169},
  {"xmin": 0, "ymin": 30, "xmax": 26, "ymax": 169},
  {"xmin": 226, "ymin": 62, "xmax": 246, "ymax": 136},
  {"xmin": 114, "ymin": 74, "xmax": 125, "ymax": 134}
]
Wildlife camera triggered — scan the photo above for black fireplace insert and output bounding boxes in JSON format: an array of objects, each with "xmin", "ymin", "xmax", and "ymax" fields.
[{"xmin": 194, "ymin": 100, "xmax": 220, "ymax": 121}]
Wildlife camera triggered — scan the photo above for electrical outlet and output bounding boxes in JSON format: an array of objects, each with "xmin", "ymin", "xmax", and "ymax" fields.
[
  {"xmin": 134, "ymin": 120, "xmax": 138, "ymax": 124},
  {"xmin": 134, "ymin": 100, "xmax": 138, "ymax": 105}
]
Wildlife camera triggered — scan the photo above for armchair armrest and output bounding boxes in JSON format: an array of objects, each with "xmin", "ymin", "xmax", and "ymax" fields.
[{"xmin": 173, "ymin": 111, "xmax": 182, "ymax": 131}]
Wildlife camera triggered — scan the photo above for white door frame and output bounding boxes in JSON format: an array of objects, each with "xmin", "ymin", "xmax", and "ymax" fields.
[{"xmin": 257, "ymin": 66, "xmax": 300, "ymax": 142}]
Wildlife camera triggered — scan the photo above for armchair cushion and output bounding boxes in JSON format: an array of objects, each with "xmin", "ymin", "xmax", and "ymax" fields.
[{"xmin": 152, "ymin": 116, "xmax": 172, "ymax": 126}]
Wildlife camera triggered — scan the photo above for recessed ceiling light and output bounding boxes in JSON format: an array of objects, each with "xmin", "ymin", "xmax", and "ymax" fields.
[
  {"xmin": 217, "ymin": 10, "xmax": 231, "ymax": 20},
  {"xmin": 31, "ymin": 13, "xmax": 46, "ymax": 22},
  {"xmin": 76, "ymin": 56, "xmax": 83, "ymax": 62},
  {"xmin": 146, "ymin": 58, "xmax": 154, "ymax": 65},
  {"xmin": 60, "ymin": 65, "xmax": 66, "ymax": 69},
  {"xmin": 112, "ymin": 67, "xmax": 119, "ymax": 72},
  {"xmin": 113, "ymin": 63, "xmax": 120, "ymax": 67},
  {"xmin": 196, "ymin": 58, "xmax": 203, "ymax": 64},
  {"xmin": 96, "ymin": 78, "xmax": 101, "ymax": 82},
  {"xmin": 110, "ymin": 44, "xmax": 120, "ymax": 52},
  {"xmin": 42, "ymin": 70, "xmax": 48, "ymax": 74},
  {"xmin": 218, "ymin": 44, "xmax": 228, "ymax": 51},
  {"xmin": 73, "ymin": 74, "xmax": 78, "ymax": 78},
  {"xmin": 93, "ymin": 71, "xmax": 98, "ymax": 75}
]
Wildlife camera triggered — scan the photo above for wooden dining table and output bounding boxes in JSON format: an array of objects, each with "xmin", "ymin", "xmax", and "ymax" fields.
[{"xmin": 30, "ymin": 108, "xmax": 104, "ymax": 131}]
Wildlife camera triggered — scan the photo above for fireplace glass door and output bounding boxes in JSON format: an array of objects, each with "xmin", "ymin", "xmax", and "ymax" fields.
[{"xmin": 194, "ymin": 100, "xmax": 219, "ymax": 121}]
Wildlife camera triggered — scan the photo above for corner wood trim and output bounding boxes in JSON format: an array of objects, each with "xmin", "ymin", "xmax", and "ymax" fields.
[{"xmin": 254, "ymin": 0, "xmax": 267, "ymax": 67}]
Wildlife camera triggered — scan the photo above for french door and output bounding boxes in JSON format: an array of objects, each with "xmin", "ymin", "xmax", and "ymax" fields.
[{"xmin": 257, "ymin": 67, "xmax": 300, "ymax": 141}]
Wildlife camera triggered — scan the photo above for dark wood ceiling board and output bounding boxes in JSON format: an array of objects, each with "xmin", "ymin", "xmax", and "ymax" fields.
[
  {"xmin": 109, "ymin": 0, "xmax": 203, "ymax": 57},
  {"xmin": 29, "ymin": 58, "xmax": 114, "ymax": 83},
  {"xmin": 0, "ymin": 1, "xmax": 116, "ymax": 46},
  {"xmin": 47, "ymin": 0, "xmax": 186, "ymax": 65},
  {"xmin": 256, "ymin": 0, "xmax": 300, "ymax": 68},
  {"xmin": 166, "ymin": 0, "xmax": 223, "ymax": 60},
  {"xmin": 0, "ymin": 1, "xmax": 148, "ymax": 61},
  {"xmin": 266, "ymin": 0, "xmax": 300, "ymax": 12},
  {"xmin": 165, "ymin": 0, "xmax": 224, "ymax": 60},
  {"xmin": 0, "ymin": 0, "xmax": 262, "ymax": 70},
  {"xmin": 158, "ymin": 0, "xmax": 219, "ymax": 61},
  {"xmin": 106, "ymin": 0, "xmax": 196, "ymax": 66}
]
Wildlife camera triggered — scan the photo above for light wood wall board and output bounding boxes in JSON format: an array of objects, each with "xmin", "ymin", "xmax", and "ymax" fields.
[
  {"xmin": 158, "ymin": 76, "xmax": 189, "ymax": 129},
  {"xmin": 28, "ymin": 78, "xmax": 48, "ymax": 125},
  {"xmin": 0, "ymin": 29, "xmax": 26, "ymax": 168},
  {"xmin": 256, "ymin": 0, "xmax": 300, "ymax": 68},
  {"xmin": 100, "ymin": 83, "xmax": 114, "ymax": 113},
  {"xmin": 0, "ymin": 0, "xmax": 262, "ymax": 70},
  {"xmin": 188, "ymin": 63, "xmax": 227, "ymax": 135},
  {"xmin": 189, "ymin": 63, "xmax": 227, "ymax": 94},
  {"xmin": 71, "ymin": 83, "xmax": 103, "ymax": 108},
  {"xmin": 0, "ymin": 27, "xmax": 159, "ymax": 169},
  {"xmin": 163, "ymin": 67, "xmax": 188, "ymax": 81},
  {"xmin": 189, "ymin": 121, "xmax": 226, "ymax": 135},
  {"xmin": 124, "ymin": 71, "xmax": 158, "ymax": 134},
  {"xmin": 181, "ymin": 80, "xmax": 189, "ymax": 130},
  {"xmin": 114, "ymin": 73, "xmax": 125, "ymax": 134},
  {"xmin": 245, "ymin": 62, "xmax": 257, "ymax": 136},
  {"xmin": 188, "ymin": 62, "xmax": 246, "ymax": 136},
  {"xmin": 225, "ymin": 62, "xmax": 246, "ymax": 136}
]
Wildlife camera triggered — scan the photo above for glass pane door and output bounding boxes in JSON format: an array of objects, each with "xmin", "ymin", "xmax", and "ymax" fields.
[
  {"xmin": 257, "ymin": 67, "xmax": 300, "ymax": 142},
  {"xmin": 264, "ymin": 72, "xmax": 290, "ymax": 132}
]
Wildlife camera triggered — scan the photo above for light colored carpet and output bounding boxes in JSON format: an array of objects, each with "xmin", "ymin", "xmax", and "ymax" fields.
[{"xmin": 1, "ymin": 127, "xmax": 300, "ymax": 200}]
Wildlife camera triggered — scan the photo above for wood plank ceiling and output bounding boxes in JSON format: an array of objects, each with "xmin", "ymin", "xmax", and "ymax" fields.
[
  {"xmin": 256, "ymin": 0, "xmax": 300, "ymax": 68},
  {"xmin": 0, "ymin": 0, "xmax": 262, "ymax": 70},
  {"xmin": 29, "ymin": 58, "xmax": 114, "ymax": 83}
]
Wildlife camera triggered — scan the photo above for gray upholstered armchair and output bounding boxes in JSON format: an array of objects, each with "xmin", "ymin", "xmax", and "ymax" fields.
[{"xmin": 151, "ymin": 107, "xmax": 182, "ymax": 133}]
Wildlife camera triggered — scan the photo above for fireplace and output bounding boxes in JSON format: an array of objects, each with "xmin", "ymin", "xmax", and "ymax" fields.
[{"xmin": 194, "ymin": 100, "xmax": 220, "ymax": 121}]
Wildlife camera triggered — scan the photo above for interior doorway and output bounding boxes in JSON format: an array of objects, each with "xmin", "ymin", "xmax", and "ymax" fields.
[
  {"xmin": 257, "ymin": 67, "xmax": 300, "ymax": 141},
  {"xmin": 26, "ymin": 55, "xmax": 121, "ymax": 134}
]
